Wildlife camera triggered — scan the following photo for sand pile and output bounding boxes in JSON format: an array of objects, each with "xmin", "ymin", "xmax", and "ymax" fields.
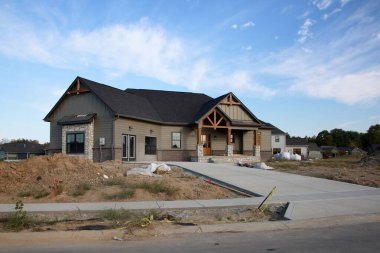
[{"xmin": 0, "ymin": 154, "xmax": 115, "ymax": 195}]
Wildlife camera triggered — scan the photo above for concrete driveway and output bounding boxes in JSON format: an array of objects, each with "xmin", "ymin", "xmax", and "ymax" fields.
[{"xmin": 170, "ymin": 162, "xmax": 380, "ymax": 220}]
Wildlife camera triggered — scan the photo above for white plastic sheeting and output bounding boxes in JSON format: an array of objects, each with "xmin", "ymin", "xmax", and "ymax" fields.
[
  {"xmin": 255, "ymin": 162, "xmax": 274, "ymax": 170},
  {"xmin": 274, "ymin": 152, "xmax": 302, "ymax": 161},
  {"xmin": 126, "ymin": 163, "xmax": 171, "ymax": 177}
]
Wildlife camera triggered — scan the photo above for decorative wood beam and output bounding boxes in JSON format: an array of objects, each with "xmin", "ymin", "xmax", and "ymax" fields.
[
  {"xmin": 206, "ymin": 116, "xmax": 213, "ymax": 125},
  {"xmin": 202, "ymin": 125, "xmax": 229, "ymax": 129},
  {"xmin": 67, "ymin": 89, "xmax": 90, "ymax": 95},
  {"xmin": 216, "ymin": 117, "xmax": 224, "ymax": 126}
]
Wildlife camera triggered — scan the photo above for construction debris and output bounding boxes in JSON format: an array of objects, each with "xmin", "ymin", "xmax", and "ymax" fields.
[
  {"xmin": 274, "ymin": 152, "xmax": 301, "ymax": 161},
  {"xmin": 126, "ymin": 163, "xmax": 171, "ymax": 177},
  {"xmin": 237, "ymin": 161, "xmax": 274, "ymax": 170}
]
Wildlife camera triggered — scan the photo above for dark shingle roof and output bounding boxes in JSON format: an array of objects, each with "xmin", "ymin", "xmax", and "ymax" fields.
[
  {"xmin": 286, "ymin": 137, "xmax": 309, "ymax": 146},
  {"xmin": 126, "ymin": 88, "xmax": 212, "ymax": 124},
  {"xmin": 80, "ymin": 78, "xmax": 162, "ymax": 123},
  {"xmin": 45, "ymin": 76, "xmax": 265, "ymax": 126},
  {"xmin": 57, "ymin": 113, "xmax": 96, "ymax": 125},
  {"xmin": 0, "ymin": 143, "xmax": 45, "ymax": 154},
  {"xmin": 264, "ymin": 123, "xmax": 285, "ymax": 134},
  {"xmin": 308, "ymin": 142, "xmax": 321, "ymax": 151}
]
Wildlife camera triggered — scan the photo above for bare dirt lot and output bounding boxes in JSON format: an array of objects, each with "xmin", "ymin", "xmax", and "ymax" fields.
[
  {"xmin": 0, "ymin": 154, "xmax": 241, "ymax": 204},
  {"xmin": 267, "ymin": 155, "xmax": 380, "ymax": 188}
]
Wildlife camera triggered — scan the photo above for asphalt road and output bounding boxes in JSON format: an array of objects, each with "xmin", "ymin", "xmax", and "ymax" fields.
[{"xmin": 1, "ymin": 222, "xmax": 380, "ymax": 253}]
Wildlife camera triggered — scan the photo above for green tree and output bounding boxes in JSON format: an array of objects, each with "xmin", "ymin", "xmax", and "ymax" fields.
[
  {"xmin": 363, "ymin": 124, "xmax": 380, "ymax": 145},
  {"xmin": 10, "ymin": 139, "xmax": 39, "ymax": 144},
  {"xmin": 315, "ymin": 130, "xmax": 333, "ymax": 146},
  {"xmin": 330, "ymin": 129, "xmax": 350, "ymax": 147}
]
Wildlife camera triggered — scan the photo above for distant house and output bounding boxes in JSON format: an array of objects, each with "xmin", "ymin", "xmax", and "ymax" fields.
[
  {"xmin": 266, "ymin": 123, "xmax": 286, "ymax": 155},
  {"xmin": 366, "ymin": 144, "xmax": 380, "ymax": 154},
  {"xmin": 320, "ymin": 146, "xmax": 335, "ymax": 158},
  {"xmin": 336, "ymin": 147, "xmax": 353, "ymax": 156},
  {"xmin": 0, "ymin": 143, "xmax": 45, "ymax": 161},
  {"xmin": 351, "ymin": 147, "xmax": 367, "ymax": 157},
  {"xmin": 286, "ymin": 137, "xmax": 309, "ymax": 158},
  {"xmin": 308, "ymin": 142, "xmax": 322, "ymax": 159},
  {"xmin": 44, "ymin": 76, "xmax": 274, "ymax": 162}
]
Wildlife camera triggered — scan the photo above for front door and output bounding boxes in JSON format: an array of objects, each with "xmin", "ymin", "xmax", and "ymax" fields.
[
  {"xmin": 122, "ymin": 134, "xmax": 136, "ymax": 161},
  {"xmin": 201, "ymin": 134, "xmax": 212, "ymax": 156}
]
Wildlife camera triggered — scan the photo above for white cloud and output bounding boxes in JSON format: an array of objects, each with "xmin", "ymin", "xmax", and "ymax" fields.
[
  {"xmin": 301, "ymin": 47, "xmax": 313, "ymax": 53},
  {"xmin": 231, "ymin": 24, "xmax": 238, "ymax": 29},
  {"xmin": 312, "ymin": 0, "xmax": 333, "ymax": 10},
  {"xmin": 322, "ymin": 8, "xmax": 342, "ymax": 20},
  {"xmin": 281, "ymin": 5, "xmax": 293, "ymax": 13},
  {"xmin": 292, "ymin": 69, "xmax": 380, "ymax": 105},
  {"xmin": 298, "ymin": 10, "xmax": 312, "ymax": 19},
  {"xmin": 297, "ymin": 18, "xmax": 315, "ymax": 43},
  {"xmin": 228, "ymin": 71, "xmax": 276, "ymax": 98},
  {"xmin": 0, "ymin": 12, "xmax": 275, "ymax": 98},
  {"xmin": 340, "ymin": 0, "xmax": 351, "ymax": 7},
  {"xmin": 258, "ymin": 3, "xmax": 380, "ymax": 105},
  {"xmin": 242, "ymin": 45, "xmax": 252, "ymax": 51},
  {"xmin": 242, "ymin": 21, "xmax": 255, "ymax": 28}
]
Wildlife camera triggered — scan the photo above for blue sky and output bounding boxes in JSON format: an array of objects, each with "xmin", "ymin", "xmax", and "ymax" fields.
[{"xmin": 0, "ymin": 0, "xmax": 379, "ymax": 143}]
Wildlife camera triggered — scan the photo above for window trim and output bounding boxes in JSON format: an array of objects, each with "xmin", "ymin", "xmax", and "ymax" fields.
[
  {"xmin": 145, "ymin": 136, "xmax": 157, "ymax": 155},
  {"xmin": 171, "ymin": 132, "xmax": 181, "ymax": 149},
  {"xmin": 66, "ymin": 132, "xmax": 85, "ymax": 154},
  {"xmin": 275, "ymin": 135, "xmax": 280, "ymax": 143}
]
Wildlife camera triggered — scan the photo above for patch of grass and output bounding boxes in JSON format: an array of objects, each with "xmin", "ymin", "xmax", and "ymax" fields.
[
  {"xmin": 100, "ymin": 209, "xmax": 147, "ymax": 230},
  {"xmin": 3, "ymin": 201, "xmax": 37, "ymax": 232},
  {"xmin": 133, "ymin": 181, "xmax": 177, "ymax": 196},
  {"xmin": 70, "ymin": 182, "xmax": 91, "ymax": 197},
  {"xmin": 16, "ymin": 187, "xmax": 50, "ymax": 199},
  {"xmin": 103, "ymin": 188, "xmax": 135, "ymax": 200},
  {"xmin": 17, "ymin": 191, "xmax": 32, "ymax": 198},
  {"xmin": 33, "ymin": 189, "xmax": 50, "ymax": 199},
  {"xmin": 103, "ymin": 177, "xmax": 126, "ymax": 186}
]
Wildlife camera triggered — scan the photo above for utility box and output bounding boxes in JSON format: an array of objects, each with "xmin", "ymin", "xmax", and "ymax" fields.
[{"xmin": 99, "ymin": 137, "xmax": 105, "ymax": 146}]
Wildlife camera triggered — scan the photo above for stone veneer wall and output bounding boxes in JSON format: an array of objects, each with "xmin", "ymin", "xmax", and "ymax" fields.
[{"xmin": 62, "ymin": 121, "xmax": 94, "ymax": 160}]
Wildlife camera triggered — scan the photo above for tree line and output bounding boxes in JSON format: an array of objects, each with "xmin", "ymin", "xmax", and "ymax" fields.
[{"xmin": 308, "ymin": 124, "xmax": 380, "ymax": 148}]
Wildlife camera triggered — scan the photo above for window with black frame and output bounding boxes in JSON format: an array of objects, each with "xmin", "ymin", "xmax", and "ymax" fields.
[
  {"xmin": 145, "ymin": 136, "xmax": 157, "ymax": 155},
  {"xmin": 66, "ymin": 133, "xmax": 85, "ymax": 154},
  {"xmin": 171, "ymin": 132, "xmax": 181, "ymax": 148}
]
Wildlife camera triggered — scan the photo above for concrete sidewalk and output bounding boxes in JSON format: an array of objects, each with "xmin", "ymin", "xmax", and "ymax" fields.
[{"xmin": 171, "ymin": 162, "xmax": 380, "ymax": 220}]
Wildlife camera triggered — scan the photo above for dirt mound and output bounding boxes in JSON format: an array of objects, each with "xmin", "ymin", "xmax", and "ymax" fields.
[
  {"xmin": 0, "ymin": 154, "xmax": 115, "ymax": 196},
  {"xmin": 359, "ymin": 153, "xmax": 380, "ymax": 167},
  {"xmin": 0, "ymin": 155, "xmax": 241, "ymax": 203}
]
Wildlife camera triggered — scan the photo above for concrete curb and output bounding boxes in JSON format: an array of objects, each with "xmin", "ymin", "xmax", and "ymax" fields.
[
  {"xmin": 1, "ymin": 214, "xmax": 379, "ymax": 245},
  {"xmin": 283, "ymin": 202, "xmax": 295, "ymax": 220}
]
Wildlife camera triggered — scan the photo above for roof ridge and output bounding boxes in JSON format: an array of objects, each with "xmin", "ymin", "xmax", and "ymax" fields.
[{"xmin": 126, "ymin": 88, "xmax": 210, "ymax": 97}]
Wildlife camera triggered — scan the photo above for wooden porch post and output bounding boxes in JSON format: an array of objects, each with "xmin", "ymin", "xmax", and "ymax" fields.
[
  {"xmin": 197, "ymin": 128, "xmax": 202, "ymax": 144},
  {"xmin": 227, "ymin": 127, "xmax": 231, "ymax": 145}
]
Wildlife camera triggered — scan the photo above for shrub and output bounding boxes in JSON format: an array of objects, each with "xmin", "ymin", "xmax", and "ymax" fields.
[
  {"xmin": 70, "ymin": 182, "xmax": 91, "ymax": 197},
  {"xmin": 135, "ymin": 181, "xmax": 177, "ymax": 196},
  {"xmin": 4, "ymin": 201, "xmax": 36, "ymax": 231},
  {"xmin": 103, "ymin": 178, "xmax": 125, "ymax": 186},
  {"xmin": 103, "ymin": 188, "xmax": 135, "ymax": 200}
]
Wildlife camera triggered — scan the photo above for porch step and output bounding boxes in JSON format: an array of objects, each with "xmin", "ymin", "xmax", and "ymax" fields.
[{"xmin": 191, "ymin": 156, "xmax": 260, "ymax": 164}]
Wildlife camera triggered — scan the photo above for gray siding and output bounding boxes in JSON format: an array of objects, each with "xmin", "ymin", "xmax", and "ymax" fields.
[
  {"xmin": 160, "ymin": 126, "xmax": 197, "ymax": 150},
  {"xmin": 114, "ymin": 118, "xmax": 161, "ymax": 161},
  {"xmin": 48, "ymin": 92, "xmax": 114, "ymax": 154},
  {"xmin": 218, "ymin": 101, "xmax": 255, "ymax": 122},
  {"xmin": 260, "ymin": 129, "xmax": 271, "ymax": 152}
]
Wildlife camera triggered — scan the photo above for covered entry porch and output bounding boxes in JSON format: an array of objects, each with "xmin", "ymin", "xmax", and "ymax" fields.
[{"xmin": 193, "ymin": 108, "xmax": 261, "ymax": 163}]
